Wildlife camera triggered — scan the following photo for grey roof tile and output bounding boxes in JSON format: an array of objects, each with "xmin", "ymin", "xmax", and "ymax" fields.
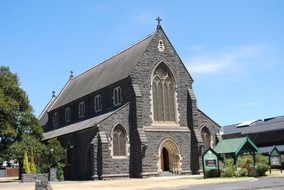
[
  {"xmin": 42, "ymin": 108, "xmax": 118, "ymax": 140},
  {"xmin": 49, "ymin": 34, "xmax": 154, "ymax": 110},
  {"xmin": 223, "ymin": 116, "xmax": 284, "ymax": 135},
  {"xmin": 38, "ymin": 96, "xmax": 56, "ymax": 126}
]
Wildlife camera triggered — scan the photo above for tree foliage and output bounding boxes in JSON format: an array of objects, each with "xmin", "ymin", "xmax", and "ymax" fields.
[
  {"xmin": 0, "ymin": 66, "xmax": 65, "ymax": 178},
  {"xmin": 0, "ymin": 66, "xmax": 43, "ymax": 161},
  {"xmin": 39, "ymin": 138, "xmax": 65, "ymax": 180},
  {"xmin": 30, "ymin": 155, "xmax": 37, "ymax": 173},
  {"xmin": 22, "ymin": 151, "xmax": 30, "ymax": 174}
]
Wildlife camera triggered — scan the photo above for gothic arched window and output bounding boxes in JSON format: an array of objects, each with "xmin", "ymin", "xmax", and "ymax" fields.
[
  {"xmin": 78, "ymin": 101, "xmax": 85, "ymax": 118},
  {"xmin": 113, "ymin": 86, "xmax": 122, "ymax": 106},
  {"xmin": 152, "ymin": 63, "xmax": 176, "ymax": 122},
  {"xmin": 65, "ymin": 107, "xmax": 71, "ymax": 123},
  {"xmin": 113, "ymin": 124, "xmax": 127, "ymax": 157},
  {"xmin": 201, "ymin": 127, "xmax": 211, "ymax": 151}
]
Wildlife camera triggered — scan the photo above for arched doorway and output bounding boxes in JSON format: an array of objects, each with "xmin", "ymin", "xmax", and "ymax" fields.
[
  {"xmin": 161, "ymin": 147, "xmax": 169, "ymax": 171},
  {"xmin": 158, "ymin": 139, "xmax": 181, "ymax": 174}
]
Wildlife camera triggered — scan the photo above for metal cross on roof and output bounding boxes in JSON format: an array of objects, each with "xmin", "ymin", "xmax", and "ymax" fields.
[
  {"xmin": 156, "ymin": 16, "xmax": 162, "ymax": 26},
  {"xmin": 70, "ymin": 70, "xmax": 74, "ymax": 79},
  {"xmin": 52, "ymin": 91, "xmax": 56, "ymax": 98}
]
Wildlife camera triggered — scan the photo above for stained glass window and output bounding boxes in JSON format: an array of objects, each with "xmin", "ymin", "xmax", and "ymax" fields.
[
  {"xmin": 152, "ymin": 63, "xmax": 176, "ymax": 122},
  {"xmin": 113, "ymin": 125, "xmax": 127, "ymax": 156}
]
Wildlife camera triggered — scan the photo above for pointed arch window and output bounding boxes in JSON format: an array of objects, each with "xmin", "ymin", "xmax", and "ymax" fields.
[
  {"xmin": 112, "ymin": 124, "xmax": 127, "ymax": 157},
  {"xmin": 152, "ymin": 63, "xmax": 176, "ymax": 122},
  {"xmin": 201, "ymin": 127, "xmax": 211, "ymax": 151},
  {"xmin": 78, "ymin": 101, "xmax": 85, "ymax": 118},
  {"xmin": 65, "ymin": 107, "xmax": 71, "ymax": 123},
  {"xmin": 53, "ymin": 112, "xmax": 59, "ymax": 127},
  {"xmin": 94, "ymin": 95, "xmax": 102, "ymax": 112},
  {"xmin": 113, "ymin": 86, "xmax": 122, "ymax": 106}
]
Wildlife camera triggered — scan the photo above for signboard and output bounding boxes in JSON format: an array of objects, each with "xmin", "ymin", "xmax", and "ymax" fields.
[
  {"xmin": 270, "ymin": 156, "xmax": 281, "ymax": 166},
  {"xmin": 203, "ymin": 150, "xmax": 218, "ymax": 170},
  {"xmin": 202, "ymin": 148, "xmax": 220, "ymax": 178},
  {"xmin": 205, "ymin": 159, "xmax": 217, "ymax": 167},
  {"xmin": 269, "ymin": 146, "xmax": 282, "ymax": 173}
]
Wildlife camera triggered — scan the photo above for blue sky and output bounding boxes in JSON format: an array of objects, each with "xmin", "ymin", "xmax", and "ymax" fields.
[{"xmin": 0, "ymin": 1, "xmax": 283, "ymax": 126}]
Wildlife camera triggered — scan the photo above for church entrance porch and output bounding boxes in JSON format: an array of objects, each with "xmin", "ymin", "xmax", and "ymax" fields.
[{"xmin": 158, "ymin": 138, "xmax": 181, "ymax": 174}]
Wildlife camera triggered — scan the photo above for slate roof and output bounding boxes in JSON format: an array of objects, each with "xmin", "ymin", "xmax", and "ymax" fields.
[
  {"xmin": 259, "ymin": 145, "xmax": 284, "ymax": 154},
  {"xmin": 42, "ymin": 105, "xmax": 126, "ymax": 140},
  {"xmin": 213, "ymin": 137, "xmax": 260, "ymax": 155},
  {"xmin": 49, "ymin": 33, "xmax": 154, "ymax": 111},
  {"xmin": 38, "ymin": 96, "xmax": 56, "ymax": 126},
  {"xmin": 222, "ymin": 116, "xmax": 284, "ymax": 136}
]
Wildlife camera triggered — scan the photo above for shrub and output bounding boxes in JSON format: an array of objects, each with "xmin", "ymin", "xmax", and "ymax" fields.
[
  {"xmin": 221, "ymin": 159, "xmax": 235, "ymax": 177},
  {"xmin": 23, "ymin": 151, "xmax": 30, "ymax": 174},
  {"xmin": 57, "ymin": 163, "xmax": 65, "ymax": 181},
  {"xmin": 256, "ymin": 163, "xmax": 270, "ymax": 176},
  {"xmin": 238, "ymin": 168, "xmax": 248, "ymax": 177},
  {"xmin": 238, "ymin": 155, "xmax": 253, "ymax": 176},
  {"xmin": 222, "ymin": 167, "xmax": 234, "ymax": 177},
  {"xmin": 30, "ymin": 156, "xmax": 37, "ymax": 173}
]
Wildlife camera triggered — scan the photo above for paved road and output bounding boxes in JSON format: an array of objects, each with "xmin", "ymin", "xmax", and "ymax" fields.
[{"xmin": 173, "ymin": 177, "xmax": 284, "ymax": 190}]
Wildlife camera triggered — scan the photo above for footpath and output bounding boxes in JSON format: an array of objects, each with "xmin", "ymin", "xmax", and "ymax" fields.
[{"xmin": 0, "ymin": 170, "xmax": 284, "ymax": 190}]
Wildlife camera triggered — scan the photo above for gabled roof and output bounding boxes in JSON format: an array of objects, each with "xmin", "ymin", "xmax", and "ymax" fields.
[
  {"xmin": 213, "ymin": 137, "xmax": 260, "ymax": 155},
  {"xmin": 42, "ymin": 103, "xmax": 128, "ymax": 140},
  {"xmin": 38, "ymin": 95, "xmax": 56, "ymax": 126},
  {"xmin": 49, "ymin": 33, "xmax": 154, "ymax": 111},
  {"xmin": 222, "ymin": 116, "xmax": 284, "ymax": 136},
  {"xmin": 198, "ymin": 108, "xmax": 221, "ymax": 129},
  {"xmin": 259, "ymin": 145, "xmax": 284, "ymax": 154}
]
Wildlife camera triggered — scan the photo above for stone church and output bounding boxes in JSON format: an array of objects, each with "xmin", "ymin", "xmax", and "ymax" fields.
[{"xmin": 39, "ymin": 21, "xmax": 220, "ymax": 180}]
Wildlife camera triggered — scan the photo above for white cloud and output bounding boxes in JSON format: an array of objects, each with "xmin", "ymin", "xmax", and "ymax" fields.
[{"xmin": 185, "ymin": 43, "xmax": 279, "ymax": 75}]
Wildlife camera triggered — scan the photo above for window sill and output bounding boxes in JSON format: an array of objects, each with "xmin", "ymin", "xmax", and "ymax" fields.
[
  {"xmin": 112, "ymin": 156, "xmax": 128, "ymax": 160},
  {"xmin": 95, "ymin": 109, "xmax": 102, "ymax": 113},
  {"xmin": 151, "ymin": 122, "xmax": 179, "ymax": 127},
  {"xmin": 113, "ymin": 102, "xmax": 122, "ymax": 107},
  {"xmin": 143, "ymin": 125, "xmax": 190, "ymax": 132}
]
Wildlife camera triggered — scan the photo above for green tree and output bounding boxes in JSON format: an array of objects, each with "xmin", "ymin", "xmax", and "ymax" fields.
[
  {"xmin": 0, "ymin": 66, "xmax": 43, "ymax": 159},
  {"xmin": 0, "ymin": 66, "xmax": 65, "ymax": 179},
  {"xmin": 22, "ymin": 151, "xmax": 30, "ymax": 174},
  {"xmin": 30, "ymin": 155, "xmax": 37, "ymax": 173},
  {"xmin": 37, "ymin": 138, "xmax": 65, "ymax": 180}
]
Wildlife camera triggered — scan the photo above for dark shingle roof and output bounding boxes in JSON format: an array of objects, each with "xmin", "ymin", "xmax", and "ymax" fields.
[
  {"xmin": 38, "ymin": 96, "xmax": 56, "ymax": 126},
  {"xmin": 49, "ymin": 34, "xmax": 154, "ymax": 111},
  {"xmin": 259, "ymin": 145, "xmax": 284, "ymax": 154},
  {"xmin": 42, "ymin": 104, "xmax": 128, "ymax": 140},
  {"xmin": 222, "ymin": 116, "xmax": 284, "ymax": 136}
]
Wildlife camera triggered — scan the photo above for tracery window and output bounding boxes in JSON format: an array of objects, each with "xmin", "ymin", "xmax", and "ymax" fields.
[
  {"xmin": 78, "ymin": 101, "xmax": 85, "ymax": 118},
  {"xmin": 201, "ymin": 127, "xmax": 211, "ymax": 151},
  {"xmin": 113, "ymin": 86, "xmax": 122, "ymax": 106},
  {"xmin": 65, "ymin": 107, "xmax": 71, "ymax": 123},
  {"xmin": 94, "ymin": 95, "xmax": 102, "ymax": 112},
  {"xmin": 152, "ymin": 63, "xmax": 176, "ymax": 122},
  {"xmin": 112, "ymin": 124, "xmax": 127, "ymax": 157}
]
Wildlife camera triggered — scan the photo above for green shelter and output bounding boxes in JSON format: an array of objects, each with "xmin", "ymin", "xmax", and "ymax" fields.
[
  {"xmin": 213, "ymin": 137, "xmax": 260, "ymax": 165},
  {"xmin": 268, "ymin": 145, "xmax": 282, "ymax": 173}
]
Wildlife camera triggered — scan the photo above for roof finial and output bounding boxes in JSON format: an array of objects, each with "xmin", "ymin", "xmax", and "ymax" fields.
[
  {"xmin": 70, "ymin": 70, "xmax": 74, "ymax": 79},
  {"xmin": 156, "ymin": 16, "xmax": 162, "ymax": 28},
  {"xmin": 52, "ymin": 91, "xmax": 56, "ymax": 98}
]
